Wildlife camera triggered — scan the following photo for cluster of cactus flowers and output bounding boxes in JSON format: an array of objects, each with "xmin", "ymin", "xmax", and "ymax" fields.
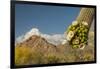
[{"xmin": 65, "ymin": 21, "xmax": 89, "ymax": 49}]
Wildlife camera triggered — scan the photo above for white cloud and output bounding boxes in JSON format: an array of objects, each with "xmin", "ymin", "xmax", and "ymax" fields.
[
  {"xmin": 41, "ymin": 34, "xmax": 66, "ymax": 45},
  {"xmin": 15, "ymin": 35, "xmax": 24, "ymax": 44},
  {"xmin": 16, "ymin": 28, "xmax": 66, "ymax": 45},
  {"xmin": 24, "ymin": 28, "xmax": 40, "ymax": 40},
  {"xmin": 16, "ymin": 28, "xmax": 40, "ymax": 44},
  {"xmin": 62, "ymin": 39, "xmax": 67, "ymax": 45}
]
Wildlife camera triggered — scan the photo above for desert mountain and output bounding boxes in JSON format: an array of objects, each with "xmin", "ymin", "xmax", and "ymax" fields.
[
  {"xmin": 16, "ymin": 35, "xmax": 58, "ymax": 54},
  {"xmin": 16, "ymin": 28, "xmax": 65, "ymax": 45}
]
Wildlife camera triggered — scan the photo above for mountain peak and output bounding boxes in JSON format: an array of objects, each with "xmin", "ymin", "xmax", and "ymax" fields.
[
  {"xmin": 16, "ymin": 28, "xmax": 66, "ymax": 45},
  {"xmin": 24, "ymin": 28, "xmax": 40, "ymax": 40}
]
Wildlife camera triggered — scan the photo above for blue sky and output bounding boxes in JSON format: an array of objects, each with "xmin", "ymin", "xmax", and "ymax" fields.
[{"xmin": 15, "ymin": 4, "xmax": 80, "ymax": 38}]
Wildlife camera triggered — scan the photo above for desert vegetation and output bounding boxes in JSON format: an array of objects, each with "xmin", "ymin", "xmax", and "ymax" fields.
[{"xmin": 15, "ymin": 32, "xmax": 94, "ymax": 66}]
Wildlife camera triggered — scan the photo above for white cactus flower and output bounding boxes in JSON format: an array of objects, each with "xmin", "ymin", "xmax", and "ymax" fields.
[
  {"xmin": 82, "ymin": 21, "xmax": 88, "ymax": 26},
  {"xmin": 62, "ymin": 39, "xmax": 67, "ymax": 45},
  {"xmin": 79, "ymin": 43, "xmax": 86, "ymax": 50},
  {"xmin": 66, "ymin": 31, "xmax": 75, "ymax": 41},
  {"xmin": 72, "ymin": 21, "xmax": 78, "ymax": 26}
]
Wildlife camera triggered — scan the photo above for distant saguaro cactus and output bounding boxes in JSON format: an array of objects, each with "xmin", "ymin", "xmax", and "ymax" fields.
[{"xmin": 65, "ymin": 8, "xmax": 95, "ymax": 49}]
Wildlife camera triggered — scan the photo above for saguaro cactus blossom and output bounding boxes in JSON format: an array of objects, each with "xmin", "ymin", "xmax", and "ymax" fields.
[{"xmin": 65, "ymin": 8, "xmax": 95, "ymax": 49}]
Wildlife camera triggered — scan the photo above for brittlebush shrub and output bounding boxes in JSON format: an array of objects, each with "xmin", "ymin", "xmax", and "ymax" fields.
[
  {"xmin": 44, "ymin": 54, "xmax": 60, "ymax": 64},
  {"xmin": 15, "ymin": 45, "xmax": 44, "ymax": 65},
  {"xmin": 15, "ymin": 46, "xmax": 32, "ymax": 65}
]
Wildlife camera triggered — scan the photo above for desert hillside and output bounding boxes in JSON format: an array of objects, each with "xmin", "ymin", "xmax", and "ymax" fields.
[{"xmin": 15, "ymin": 32, "xmax": 95, "ymax": 65}]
